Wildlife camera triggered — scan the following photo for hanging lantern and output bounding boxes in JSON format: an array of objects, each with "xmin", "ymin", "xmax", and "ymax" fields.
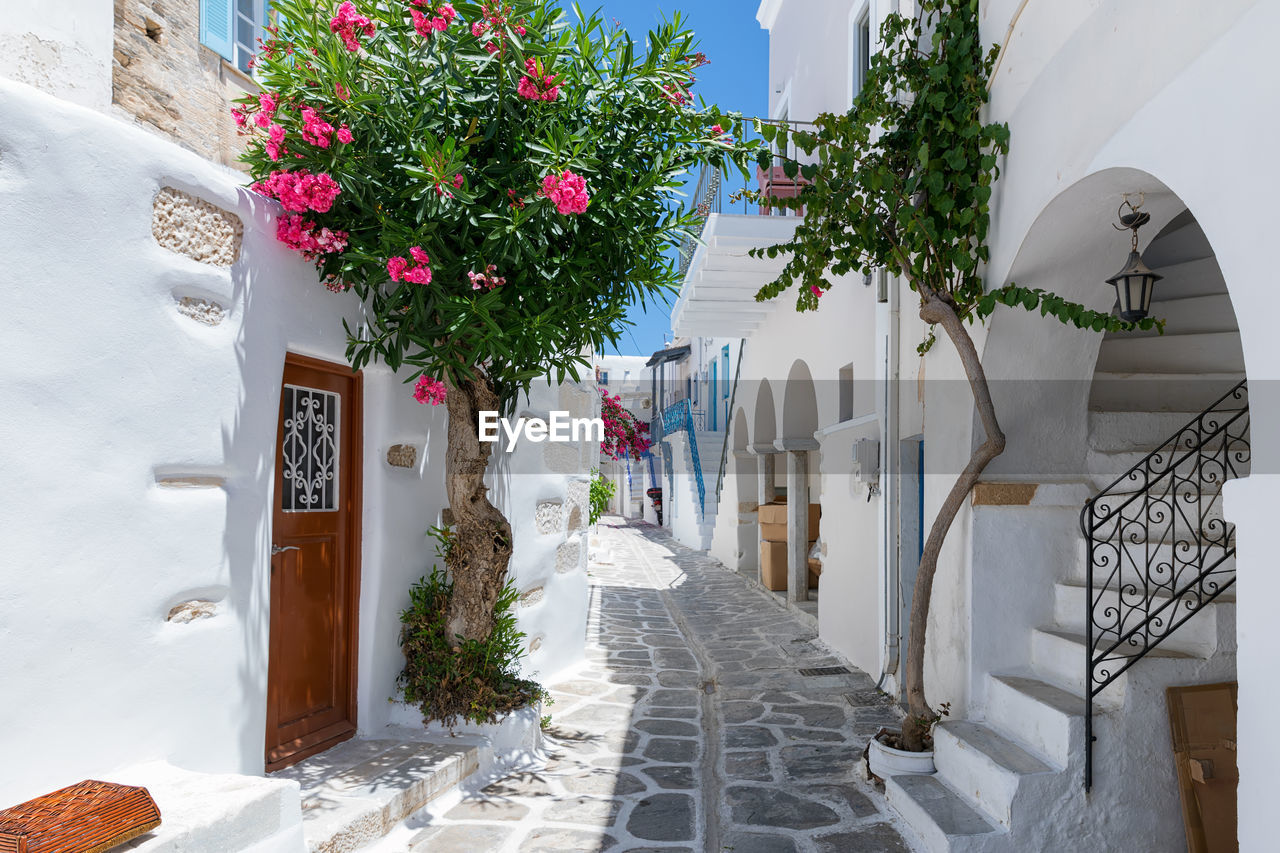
[{"xmin": 1106, "ymin": 196, "xmax": 1162, "ymax": 322}]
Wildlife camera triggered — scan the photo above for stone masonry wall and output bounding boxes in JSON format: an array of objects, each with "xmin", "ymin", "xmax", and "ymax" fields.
[{"xmin": 113, "ymin": 0, "xmax": 250, "ymax": 168}]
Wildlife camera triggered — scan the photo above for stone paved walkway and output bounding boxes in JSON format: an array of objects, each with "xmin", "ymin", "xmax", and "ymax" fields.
[{"xmin": 378, "ymin": 516, "xmax": 914, "ymax": 853}]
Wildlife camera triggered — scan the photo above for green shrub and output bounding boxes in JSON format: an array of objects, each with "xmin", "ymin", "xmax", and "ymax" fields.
[
  {"xmin": 588, "ymin": 469, "xmax": 616, "ymax": 525},
  {"xmin": 397, "ymin": 528, "xmax": 546, "ymax": 727}
]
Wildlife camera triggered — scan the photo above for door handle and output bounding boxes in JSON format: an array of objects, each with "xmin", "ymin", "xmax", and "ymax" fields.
[{"xmin": 271, "ymin": 545, "xmax": 301, "ymax": 555}]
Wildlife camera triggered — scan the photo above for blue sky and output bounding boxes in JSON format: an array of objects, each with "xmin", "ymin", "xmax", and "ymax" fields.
[{"xmin": 593, "ymin": 0, "xmax": 768, "ymax": 357}]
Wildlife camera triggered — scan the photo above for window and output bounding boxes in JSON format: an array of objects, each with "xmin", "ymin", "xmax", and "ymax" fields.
[
  {"xmin": 600, "ymin": 371, "xmax": 609, "ymax": 386},
  {"xmin": 201, "ymin": 0, "xmax": 268, "ymax": 73},
  {"xmin": 721, "ymin": 346, "xmax": 730, "ymax": 399},
  {"xmin": 851, "ymin": 3, "xmax": 872, "ymax": 105}
]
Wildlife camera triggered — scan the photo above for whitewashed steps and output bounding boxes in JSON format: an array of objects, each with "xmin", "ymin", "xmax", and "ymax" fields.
[
  {"xmin": 884, "ymin": 774, "xmax": 1009, "ymax": 853},
  {"xmin": 1089, "ymin": 372, "xmax": 1244, "ymax": 412},
  {"xmin": 1030, "ymin": 627, "xmax": 1196, "ymax": 706},
  {"xmin": 1140, "ymin": 255, "xmax": 1227, "ymax": 300},
  {"xmin": 1095, "ymin": 331, "xmax": 1244, "ymax": 375},
  {"xmin": 1114, "ymin": 293, "xmax": 1239, "ymax": 338},
  {"xmin": 1052, "ymin": 581, "xmax": 1234, "ymax": 658},
  {"xmin": 984, "ymin": 674, "xmax": 1085, "ymax": 769},
  {"xmin": 1088, "ymin": 410, "xmax": 1243, "ymax": 452},
  {"xmin": 932, "ymin": 721, "xmax": 1056, "ymax": 828},
  {"xmin": 114, "ymin": 762, "xmax": 305, "ymax": 853},
  {"xmin": 272, "ymin": 738, "xmax": 480, "ymax": 853}
]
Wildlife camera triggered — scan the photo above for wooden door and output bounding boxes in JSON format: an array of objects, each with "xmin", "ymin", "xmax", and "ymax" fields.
[
  {"xmin": 266, "ymin": 354, "xmax": 362, "ymax": 771},
  {"xmin": 1168, "ymin": 682, "xmax": 1238, "ymax": 853}
]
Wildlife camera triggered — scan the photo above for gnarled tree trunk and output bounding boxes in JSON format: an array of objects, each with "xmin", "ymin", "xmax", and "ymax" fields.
[
  {"xmin": 901, "ymin": 294, "xmax": 1006, "ymax": 751},
  {"xmin": 443, "ymin": 375, "xmax": 513, "ymax": 642}
]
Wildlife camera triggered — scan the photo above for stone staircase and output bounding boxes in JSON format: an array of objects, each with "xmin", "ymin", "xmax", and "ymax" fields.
[
  {"xmin": 887, "ymin": 215, "xmax": 1247, "ymax": 852},
  {"xmin": 670, "ymin": 428, "xmax": 725, "ymax": 550},
  {"xmin": 885, "ymin": 403, "xmax": 1242, "ymax": 851}
]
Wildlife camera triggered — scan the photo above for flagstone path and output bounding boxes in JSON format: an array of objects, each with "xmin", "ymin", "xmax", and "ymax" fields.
[{"xmin": 378, "ymin": 516, "xmax": 915, "ymax": 853}]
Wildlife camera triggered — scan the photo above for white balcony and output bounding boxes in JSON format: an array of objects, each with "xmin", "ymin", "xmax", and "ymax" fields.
[{"xmin": 671, "ymin": 213, "xmax": 800, "ymax": 338}]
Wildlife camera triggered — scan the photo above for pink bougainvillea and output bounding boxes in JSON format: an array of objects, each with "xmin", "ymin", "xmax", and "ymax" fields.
[
  {"xmin": 330, "ymin": 2, "xmax": 376, "ymax": 52},
  {"xmin": 388, "ymin": 247, "xmax": 433, "ymax": 284},
  {"xmin": 599, "ymin": 390, "xmax": 650, "ymax": 461},
  {"xmin": 810, "ymin": 284, "xmax": 824, "ymax": 298},
  {"xmin": 517, "ymin": 58, "xmax": 559, "ymax": 101},
  {"xmin": 277, "ymin": 215, "xmax": 349, "ymax": 260},
  {"xmin": 539, "ymin": 170, "xmax": 589, "ymax": 215},
  {"xmin": 413, "ymin": 375, "xmax": 448, "ymax": 405},
  {"xmin": 252, "ymin": 169, "xmax": 342, "ymax": 213}
]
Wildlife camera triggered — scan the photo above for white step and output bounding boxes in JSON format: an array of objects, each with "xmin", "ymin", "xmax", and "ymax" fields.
[
  {"xmin": 1052, "ymin": 581, "xmax": 1234, "ymax": 658},
  {"xmin": 1029, "ymin": 627, "xmax": 1197, "ymax": 707},
  {"xmin": 1144, "ymin": 255, "xmax": 1227, "ymax": 300},
  {"xmin": 985, "ymin": 674, "xmax": 1085, "ymax": 768},
  {"xmin": 1111, "ymin": 293, "xmax": 1239, "ymax": 338},
  {"xmin": 932, "ymin": 721, "xmax": 1055, "ymax": 828},
  {"xmin": 1089, "ymin": 372, "xmax": 1245, "ymax": 412},
  {"xmin": 1095, "ymin": 331, "xmax": 1244, "ymax": 375},
  {"xmin": 1067, "ymin": 540, "xmax": 1233, "ymax": 585},
  {"xmin": 1088, "ymin": 409, "xmax": 1243, "ymax": 452},
  {"xmin": 884, "ymin": 774, "xmax": 1010, "ymax": 853},
  {"xmin": 112, "ymin": 762, "xmax": 305, "ymax": 853},
  {"xmin": 272, "ymin": 737, "xmax": 480, "ymax": 852}
]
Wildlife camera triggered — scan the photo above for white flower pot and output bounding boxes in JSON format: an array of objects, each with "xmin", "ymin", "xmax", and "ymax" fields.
[{"xmin": 868, "ymin": 733, "xmax": 936, "ymax": 777}]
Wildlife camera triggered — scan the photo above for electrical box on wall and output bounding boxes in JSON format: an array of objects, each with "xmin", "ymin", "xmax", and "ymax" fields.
[{"xmin": 854, "ymin": 437, "xmax": 881, "ymax": 495}]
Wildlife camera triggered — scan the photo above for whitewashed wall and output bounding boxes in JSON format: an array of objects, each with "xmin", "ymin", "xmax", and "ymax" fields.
[{"xmin": 0, "ymin": 79, "xmax": 589, "ymax": 806}]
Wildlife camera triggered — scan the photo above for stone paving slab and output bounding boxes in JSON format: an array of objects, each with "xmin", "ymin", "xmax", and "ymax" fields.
[{"xmin": 368, "ymin": 517, "xmax": 916, "ymax": 853}]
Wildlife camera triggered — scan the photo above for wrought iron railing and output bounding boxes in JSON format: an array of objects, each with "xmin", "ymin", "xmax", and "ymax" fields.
[
  {"xmin": 1080, "ymin": 379, "xmax": 1249, "ymax": 790},
  {"xmin": 661, "ymin": 399, "xmax": 705, "ymax": 514}
]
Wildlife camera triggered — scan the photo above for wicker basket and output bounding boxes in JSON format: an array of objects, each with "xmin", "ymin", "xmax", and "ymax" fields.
[{"xmin": 0, "ymin": 780, "xmax": 161, "ymax": 853}]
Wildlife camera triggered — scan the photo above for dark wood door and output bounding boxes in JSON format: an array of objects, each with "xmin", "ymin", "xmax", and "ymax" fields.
[{"xmin": 266, "ymin": 354, "xmax": 362, "ymax": 771}]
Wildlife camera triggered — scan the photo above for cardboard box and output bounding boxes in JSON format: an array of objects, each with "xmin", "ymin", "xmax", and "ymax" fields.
[
  {"xmin": 808, "ymin": 557, "xmax": 822, "ymax": 589},
  {"xmin": 761, "ymin": 541, "xmax": 788, "ymax": 591},
  {"xmin": 756, "ymin": 500, "xmax": 821, "ymax": 541}
]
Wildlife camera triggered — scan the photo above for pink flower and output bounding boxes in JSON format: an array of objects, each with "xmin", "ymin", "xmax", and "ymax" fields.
[
  {"xmin": 336, "ymin": 125, "xmax": 353, "ymax": 144},
  {"xmin": 265, "ymin": 123, "xmax": 286, "ymax": 160},
  {"xmin": 711, "ymin": 124, "xmax": 723, "ymax": 134},
  {"xmin": 231, "ymin": 106, "xmax": 248, "ymax": 127},
  {"xmin": 538, "ymin": 170, "xmax": 590, "ymax": 215},
  {"xmin": 471, "ymin": 21, "xmax": 487, "ymax": 37},
  {"xmin": 467, "ymin": 264, "xmax": 505, "ymax": 291},
  {"xmin": 252, "ymin": 169, "xmax": 342, "ymax": 213},
  {"xmin": 388, "ymin": 247, "xmax": 432, "ymax": 284},
  {"xmin": 518, "ymin": 58, "xmax": 560, "ymax": 101},
  {"xmin": 810, "ymin": 285, "xmax": 824, "ymax": 298},
  {"xmin": 335, "ymin": 82, "xmax": 350, "ymax": 101},
  {"xmin": 413, "ymin": 376, "xmax": 447, "ymax": 406},
  {"xmin": 330, "ymin": 1, "xmax": 375, "ymax": 52},
  {"xmin": 276, "ymin": 215, "xmax": 349, "ymax": 260},
  {"xmin": 258, "ymin": 92, "xmax": 279, "ymax": 116},
  {"xmin": 452, "ymin": 173, "xmax": 464, "ymax": 189},
  {"xmin": 300, "ymin": 106, "xmax": 335, "ymax": 148}
]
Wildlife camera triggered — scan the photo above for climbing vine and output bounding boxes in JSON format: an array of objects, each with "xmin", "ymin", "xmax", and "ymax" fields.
[{"xmin": 749, "ymin": 0, "xmax": 1160, "ymax": 751}]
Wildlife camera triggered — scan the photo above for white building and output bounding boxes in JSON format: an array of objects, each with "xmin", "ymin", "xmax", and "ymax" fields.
[
  {"xmin": 671, "ymin": 0, "xmax": 1278, "ymax": 849},
  {"xmin": 0, "ymin": 2, "xmax": 594, "ymax": 846}
]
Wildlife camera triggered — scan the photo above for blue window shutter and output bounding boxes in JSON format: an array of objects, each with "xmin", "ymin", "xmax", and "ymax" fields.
[{"xmin": 201, "ymin": 0, "xmax": 234, "ymax": 61}]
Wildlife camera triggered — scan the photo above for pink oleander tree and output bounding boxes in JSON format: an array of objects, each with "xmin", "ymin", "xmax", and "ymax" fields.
[{"xmin": 235, "ymin": 0, "xmax": 750, "ymax": 642}]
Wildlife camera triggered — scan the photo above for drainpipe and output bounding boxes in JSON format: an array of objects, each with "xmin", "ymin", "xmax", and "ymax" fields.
[{"xmin": 880, "ymin": 271, "xmax": 903, "ymax": 687}]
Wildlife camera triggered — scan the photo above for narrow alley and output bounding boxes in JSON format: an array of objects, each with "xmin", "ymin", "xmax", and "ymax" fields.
[{"xmin": 378, "ymin": 517, "xmax": 913, "ymax": 852}]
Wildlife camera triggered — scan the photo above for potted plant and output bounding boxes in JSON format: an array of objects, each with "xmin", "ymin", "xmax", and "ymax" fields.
[{"xmin": 867, "ymin": 704, "xmax": 949, "ymax": 778}]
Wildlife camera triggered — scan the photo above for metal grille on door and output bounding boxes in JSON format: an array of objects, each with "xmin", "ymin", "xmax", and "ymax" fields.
[{"xmin": 281, "ymin": 384, "xmax": 340, "ymax": 512}]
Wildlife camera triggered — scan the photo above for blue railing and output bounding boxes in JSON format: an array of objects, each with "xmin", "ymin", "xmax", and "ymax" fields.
[{"xmin": 661, "ymin": 400, "xmax": 705, "ymax": 514}]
